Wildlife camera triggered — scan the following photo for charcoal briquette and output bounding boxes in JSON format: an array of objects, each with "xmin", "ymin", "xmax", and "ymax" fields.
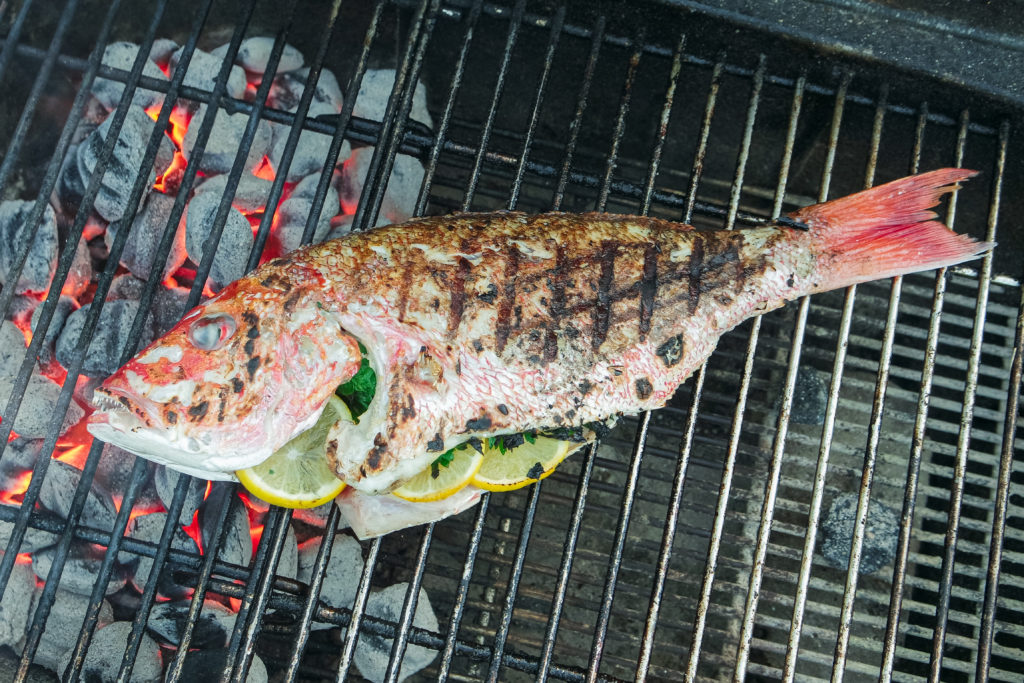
[
  {"xmin": 92, "ymin": 41, "xmax": 167, "ymax": 112},
  {"xmin": 38, "ymin": 460, "xmax": 118, "ymax": 532},
  {"xmin": 297, "ymin": 532, "xmax": 364, "ymax": 631},
  {"xmin": 272, "ymin": 196, "xmax": 333, "ymax": 253},
  {"xmin": 106, "ymin": 191, "xmax": 187, "ymax": 280},
  {"xmin": 146, "ymin": 599, "xmax": 235, "ymax": 649},
  {"xmin": 194, "ymin": 173, "xmax": 273, "ymax": 213},
  {"xmin": 354, "ymin": 582, "xmax": 439, "ymax": 683},
  {"xmin": 354, "ymin": 69, "xmax": 432, "ymax": 128},
  {"xmin": 153, "ymin": 465, "xmax": 207, "ymax": 526},
  {"xmin": 267, "ymin": 100, "xmax": 340, "ymax": 182},
  {"xmin": 181, "ymin": 104, "xmax": 272, "ymax": 175},
  {"xmin": 57, "ymin": 620, "xmax": 162, "ymax": 683},
  {"xmin": 0, "ymin": 561, "xmax": 35, "ymax": 647},
  {"xmin": 176, "ymin": 648, "xmax": 267, "ymax": 683},
  {"xmin": 56, "ymin": 299, "xmax": 155, "ymax": 377},
  {"xmin": 125, "ymin": 511, "xmax": 201, "ymax": 600},
  {"xmin": 169, "ymin": 46, "xmax": 247, "ymax": 99},
  {"xmin": 34, "ymin": 589, "xmax": 114, "ymax": 671},
  {"xmin": 32, "ymin": 541, "xmax": 128, "ymax": 597},
  {"xmin": 185, "ymin": 191, "xmax": 254, "ymax": 286},
  {"xmin": 0, "ymin": 372, "xmax": 84, "ymax": 438},
  {"xmin": 29, "ymin": 297, "xmax": 78, "ymax": 361},
  {"xmin": 235, "ymin": 36, "xmax": 304, "ymax": 75},
  {"xmin": 0, "ymin": 199, "xmax": 58, "ymax": 294},
  {"xmin": 820, "ymin": 493, "xmax": 900, "ymax": 575}
]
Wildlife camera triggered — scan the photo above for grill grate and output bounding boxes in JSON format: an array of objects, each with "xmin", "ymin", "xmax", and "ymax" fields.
[{"xmin": 0, "ymin": 1, "xmax": 1020, "ymax": 681}]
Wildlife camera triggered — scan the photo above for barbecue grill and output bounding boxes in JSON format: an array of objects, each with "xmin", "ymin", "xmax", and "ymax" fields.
[{"xmin": 0, "ymin": 0, "xmax": 1020, "ymax": 680}]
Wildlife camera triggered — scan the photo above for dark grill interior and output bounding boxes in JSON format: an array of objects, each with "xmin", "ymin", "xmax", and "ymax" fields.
[{"xmin": 0, "ymin": 0, "xmax": 1020, "ymax": 681}]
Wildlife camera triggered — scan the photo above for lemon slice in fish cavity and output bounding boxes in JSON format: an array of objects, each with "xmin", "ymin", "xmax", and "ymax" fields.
[
  {"xmin": 471, "ymin": 436, "xmax": 579, "ymax": 492},
  {"xmin": 236, "ymin": 396, "xmax": 350, "ymax": 509},
  {"xmin": 391, "ymin": 445, "xmax": 484, "ymax": 503}
]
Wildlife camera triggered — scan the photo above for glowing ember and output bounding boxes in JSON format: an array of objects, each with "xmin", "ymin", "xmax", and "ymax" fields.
[
  {"xmin": 181, "ymin": 509, "xmax": 204, "ymax": 555},
  {"xmin": 0, "ymin": 471, "xmax": 32, "ymax": 505}
]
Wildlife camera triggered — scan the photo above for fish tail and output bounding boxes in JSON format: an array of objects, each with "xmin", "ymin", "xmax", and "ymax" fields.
[{"xmin": 791, "ymin": 168, "xmax": 993, "ymax": 291}]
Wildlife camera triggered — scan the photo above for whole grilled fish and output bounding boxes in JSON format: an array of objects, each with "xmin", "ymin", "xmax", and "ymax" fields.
[{"xmin": 88, "ymin": 169, "xmax": 989, "ymax": 500}]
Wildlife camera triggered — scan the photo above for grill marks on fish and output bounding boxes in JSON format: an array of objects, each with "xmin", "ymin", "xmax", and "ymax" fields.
[{"xmin": 353, "ymin": 214, "xmax": 769, "ymax": 368}]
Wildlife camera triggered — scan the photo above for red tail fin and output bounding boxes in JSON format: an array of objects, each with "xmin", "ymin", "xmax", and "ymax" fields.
[{"xmin": 790, "ymin": 169, "xmax": 992, "ymax": 291}]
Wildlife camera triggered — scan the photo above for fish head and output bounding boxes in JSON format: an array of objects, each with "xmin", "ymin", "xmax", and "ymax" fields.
[{"xmin": 87, "ymin": 272, "xmax": 362, "ymax": 479}]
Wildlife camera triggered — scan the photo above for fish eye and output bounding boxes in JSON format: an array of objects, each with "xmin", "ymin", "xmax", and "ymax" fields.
[{"xmin": 188, "ymin": 313, "xmax": 237, "ymax": 350}]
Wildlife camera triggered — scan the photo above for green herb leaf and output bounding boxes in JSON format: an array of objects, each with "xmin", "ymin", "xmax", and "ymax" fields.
[
  {"xmin": 335, "ymin": 343, "xmax": 376, "ymax": 420},
  {"xmin": 431, "ymin": 443, "xmax": 463, "ymax": 469}
]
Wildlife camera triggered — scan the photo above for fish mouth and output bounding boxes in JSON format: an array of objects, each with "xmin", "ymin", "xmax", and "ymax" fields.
[{"xmin": 87, "ymin": 387, "xmax": 253, "ymax": 481}]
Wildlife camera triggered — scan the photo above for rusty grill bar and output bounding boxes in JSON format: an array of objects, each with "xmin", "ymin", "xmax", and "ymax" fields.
[{"xmin": 0, "ymin": 0, "xmax": 1020, "ymax": 680}]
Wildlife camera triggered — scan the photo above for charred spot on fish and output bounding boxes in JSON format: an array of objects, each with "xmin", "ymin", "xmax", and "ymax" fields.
[
  {"xmin": 118, "ymin": 396, "xmax": 132, "ymax": 409},
  {"xmin": 188, "ymin": 401, "xmax": 210, "ymax": 420},
  {"xmin": 282, "ymin": 292, "xmax": 302, "ymax": 313},
  {"xmin": 477, "ymin": 283, "xmax": 498, "ymax": 303},
  {"xmin": 542, "ymin": 330, "xmax": 558, "ymax": 363},
  {"xmin": 426, "ymin": 434, "xmax": 445, "ymax": 452},
  {"xmin": 497, "ymin": 403, "xmax": 509, "ymax": 415},
  {"xmin": 244, "ymin": 338, "xmax": 256, "ymax": 357},
  {"xmin": 564, "ymin": 325, "xmax": 580, "ymax": 339},
  {"xmin": 231, "ymin": 377, "xmax": 244, "ymax": 393},
  {"xmin": 367, "ymin": 434, "xmax": 387, "ymax": 470},
  {"xmin": 246, "ymin": 356, "xmax": 261, "ymax": 380},
  {"xmin": 431, "ymin": 298, "xmax": 440, "ymax": 311},
  {"xmin": 165, "ymin": 410, "xmax": 177, "ymax": 424},
  {"xmin": 656, "ymin": 335, "xmax": 685, "ymax": 367},
  {"xmin": 217, "ymin": 398, "xmax": 226, "ymax": 423},
  {"xmin": 466, "ymin": 415, "xmax": 492, "ymax": 431},
  {"xmin": 455, "ymin": 359, "xmax": 461, "ymax": 376},
  {"xmin": 635, "ymin": 378, "xmax": 653, "ymax": 400},
  {"xmin": 566, "ymin": 408, "xmax": 576, "ymax": 420},
  {"xmin": 527, "ymin": 354, "xmax": 541, "ymax": 365},
  {"xmin": 579, "ymin": 379, "xmax": 593, "ymax": 394},
  {"xmin": 527, "ymin": 462, "xmax": 545, "ymax": 480},
  {"xmin": 787, "ymin": 273, "xmax": 795, "ymax": 288},
  {"xmin": 326, "ymin": 439, "xmax": 339, "ymax": 460},
  {"xmin": 241, "ymin": 311, "xmax": 259, "ymax": 328},
  {"xmin": 401, "ymin": 394, "xmax": 416, "ymax": 420},
  {"xmin": 246, "ymin": 326, "xmax": 260, "ymax": 340},
  {"xmin": 472, "ymin": 339, "xmax": 484, "ymax": 352}
]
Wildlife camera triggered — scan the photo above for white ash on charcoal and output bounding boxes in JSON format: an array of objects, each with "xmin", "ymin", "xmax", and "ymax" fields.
[
  {"xmin": 148, "ymin": 38, "xmax": 179, "ymax": 69},
  {"xmin": 0, "ymin": 373, "xmax": 84, "ymax": 439},
  {"xmin": 56, "ymin": 298, "xmax": 155, "ymax": 377},
  {"xmin": 354, "ymin": 69, "xmax": 432, "ymax": 128},
  {"xmin": 94, "ymin": 444, "xmax": 155, "ymax": 506},
  {"xmin": 176, "ymin": 648, "xmax": 267, "ymax": 683},
  {"xmin": 0, "ymin": 519, "xmax": 56, "ymax": 555},
  {"xmin": 32, "ymin": 587, "xmax": 114, "ymax": 671},
  {"xmin": 76, "ymin": 106, "xmax": 175, "ymax": 222},
  {"xmin": 0, "ymin": 437, "xmax": 42, "ymax": 489},
  {"xmin": 32, "ymin": 541, "xmax": 129, "ymax": 597},
  {"xmin": 105, "ymin": 191, "xmax": 187, "ymax": 281},
  {"xmin": 124, "ymin": 511, "xmax": 200, "ymax": 600},
  {"xmin": 0, "ymin": 320, "xmax": 31, "ymax": 376},
  {"xmin": 297, "ymin": 531, "xmax": 363, "ymax": 631},
  {"xmin": 107, "ymin": 272, "xmax": 147, "ymax": 300},
  {"xmin": 268, "ymin": 66, "xmax": 342, "ymax": 114},
  {"xmin": 184, "ymin": 191, "xmax": 254, "ymax": 288},
  {"xmin": 271, "ymin": 195, "xmax": 334, "ymax": 254},
  {"xmin": 33, "ymin": 589, "xmax": 114, "ymax": 671},
  {"xmin": 229, "ymin": 36, "xmax": 304, "ymax": 76},
  {"xmin": 0, "ymin": 559, "xmax": 36, "ymax": 647},
  {"xmin": 63, "ymin": 235, "xmax": 94, "ymax": 299},
  {"xmin": 153, "ymin": 465, "xmax": 207, "ymax": 526},
  {"xmin": 820, "ymin": 493, "xmax": 900, "ymax": 575},
  {"xmin": 38, "ymin": 460, "xmax": 119, "ymax": 533},
  {"xmin": 776, "ymin": 366, "xmax": 828, "ymax": 426},
  {"xmin": 354, "ymin": 582, "xmax": 439, "ymax": 683},
  {"xmin": 55, "ymin": 143, "xmax": 89, "ymax": 212},
  {"xmin": 181, "ymin": 104, "xmax": 273, "ymax": 175},
  {"xmin": 92, "ymin": 42, "xmax": 167, "ymax": 112},
  {"xmin": 146, "ymin": 598, "xmax": 235, "ymax": 649},
  {"xmin": 150, "ymin": 283, "xmax": 192, "ymax": 336},
  {"xmin": 0, "ymin": 200, "xmax": 58, "ymax": 294},
  {"xmin": 267, "ymin": 101, "xmax": 345, "ymax": 183},
  {"xmin": 30, "ymin": 296, "xmax": 79, "ymax": 360},
  {"xmin": 338, "ymin": 146, "xmax": 424, "ymax": 225},
  {"xmin": 57, "ymin": 620, "xmax": 162, "ymax": 683},
  {"xmin": 169, "ymin": 46, "xmax": 247, "ymax": 101},
  {"xmin": 194, "ymin": 173, "xmax": 273, "ymax": 213},
  {"xmin": 201, "ymin": 485, "xmax": 252, "ymax": 568}
]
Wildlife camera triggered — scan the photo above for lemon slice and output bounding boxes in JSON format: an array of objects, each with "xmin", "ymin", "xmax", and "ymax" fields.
[
  {"xmin": 236, "ymin": 396, "xmax": 351, "ymax": 508},
  {"xmin": 471, "ymin": 436, "xmax": 576, "ymax": 492},
  {"xmin": 392, "ymin": 446, "xmax": 484, "ymax": 503}
]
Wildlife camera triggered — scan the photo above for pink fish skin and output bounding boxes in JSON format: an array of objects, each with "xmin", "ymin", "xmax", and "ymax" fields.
[{"xmin": 88, "ymin": 169, "xmax": 990, "ymax": 494}]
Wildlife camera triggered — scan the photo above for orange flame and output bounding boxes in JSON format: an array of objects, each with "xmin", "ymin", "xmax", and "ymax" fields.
[{"xmin": 181, "ymin": 509, "xmax": 204, "ymax": 555}]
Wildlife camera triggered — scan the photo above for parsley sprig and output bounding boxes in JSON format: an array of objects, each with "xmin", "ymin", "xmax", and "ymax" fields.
[{"xmin": 335, "ymin": 343, "xmax": 376, "ymax": 421}]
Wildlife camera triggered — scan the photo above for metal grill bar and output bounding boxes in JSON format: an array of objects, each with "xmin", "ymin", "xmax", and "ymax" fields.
[
  {"xmin": 878, "ymin": 101, "xmax": 965, "ymax": 681},
  {"xmin": 928, "ymin": 117, "xmax": 1007, "ymax": 680},
  {"xmin": 976, "ymin": 267, "xmax": 1024, "ymax": 679},
  {"xmin": 249, "ymin": 0, "xmax": 350, "ymax": 270},
  {"xmin": 381, "ymin": 525, "xmax": 434, "ymax": 683},
  {"xmin": 460, "ymin": 0, "xmax": 526, "ymax": 211},
  {"xmin": 413, "ymin": 0, "xmax": 482, "ymax": 216},
  {"xmin": 351, "ymin": 0, "xmax": 440, "ymax": 230},
  {"xmin": 829, "ymin": 80, "xmax": 903, "ymax": 682}
]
